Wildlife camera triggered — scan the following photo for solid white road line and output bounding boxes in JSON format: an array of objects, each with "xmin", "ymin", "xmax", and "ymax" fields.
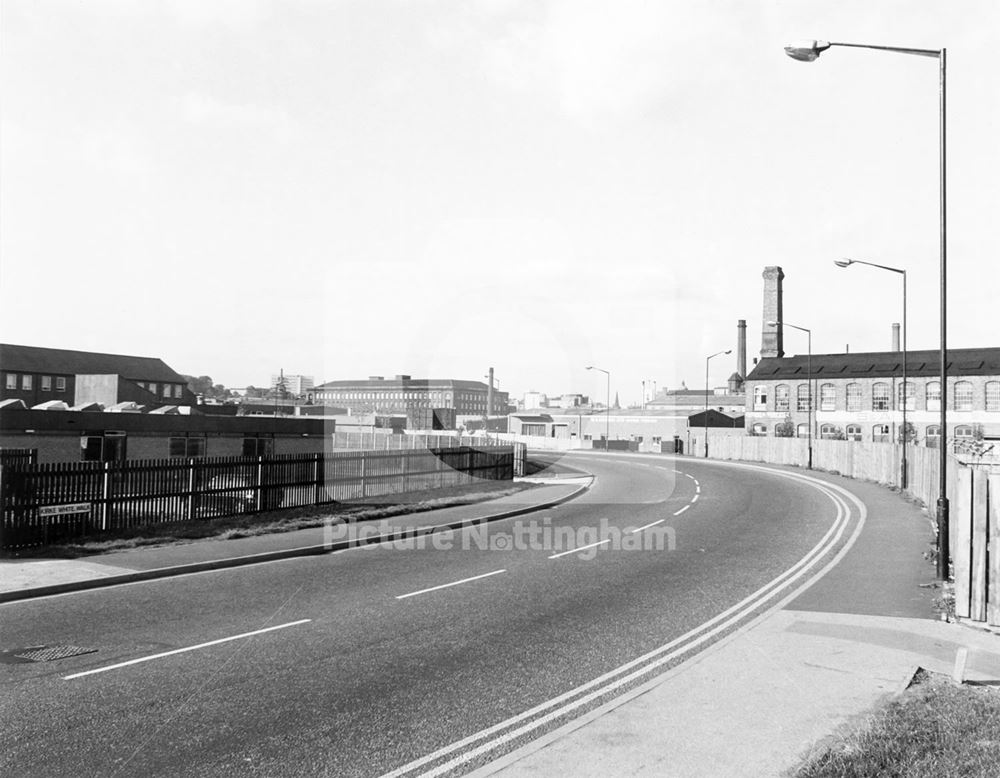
[
  {"xmin": 628, "ymin": 519, "xmax": 665, "ymax": 534},
  {"xmin": 548, "ymin": 539, "xmax": 611, "ymax": 560},
  {"xmin": 395, "ymin": 569, "xmax": 506, "ymax": 600},
  {"xmin": 63, "ymin": 619, "xmax": 312, "ymax": 680},
  {"xmin": 673, "ymin": 505, "xmax": 690, "ymax": 516}
]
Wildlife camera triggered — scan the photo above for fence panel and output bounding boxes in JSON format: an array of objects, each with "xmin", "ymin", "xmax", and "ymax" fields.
[{"xmin": 1, "ymin": 444, "xmax": 515, "ymax": 551}]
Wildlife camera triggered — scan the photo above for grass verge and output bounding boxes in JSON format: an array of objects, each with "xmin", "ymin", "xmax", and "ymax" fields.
[
  {"xmin": 793, "ymin": 669, "xmax": 1000, "ymax": 777},
  {"xmin": 10, "ymin": 480, "xmax": 538, "ymax": 558}
]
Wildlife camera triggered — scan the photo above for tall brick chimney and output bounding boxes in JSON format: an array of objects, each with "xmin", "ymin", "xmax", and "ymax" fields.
[
  {"xmin": 891, "ymin": 323, "xmax": 901, "ymax": 352},
  {"xmin": 487, "ymin": 367, "xmax": 494, "ymax": 416},
  {"xmin": 761, "ymin": 266, "xmax": 784, "ymax": 358},
  {"xmin": 737, "ymin": 319, "xmax": 747, "ymax": 379}
]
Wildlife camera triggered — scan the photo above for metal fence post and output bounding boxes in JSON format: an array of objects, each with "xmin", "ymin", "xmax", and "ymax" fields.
[
  {"xmin": 101, "ymin": 462, "xmax": 110, "ymax": 531},
  {"xmin": 360, "ymin": 451, "xmax": 367, "ymax": 499},
  {"xmin": 314, "ymin": 453, "xmax": 322, "ymax": 506},
  {"xmin": 186, "ymin": 458, "xmax": 196, "ymax": 520},
  {"xmin": 256, "ymin": 456, "xmax": 264, "ymax": 512}
]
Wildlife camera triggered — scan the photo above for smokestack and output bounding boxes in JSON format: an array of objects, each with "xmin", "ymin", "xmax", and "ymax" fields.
[
  {"xmin": 487, "ymin": 367, "xmax": 494, "ymax": 416},
  {"xmin": 737, "ymin": 319, "xmax": 747, "ymax": 379},
  {"xmin": 891, "ymin": 323, "xmax": 901, "ymax": 352},
  {"xmin": 761, "ymin": 266, "xmax": 784, "ymax": 358}
]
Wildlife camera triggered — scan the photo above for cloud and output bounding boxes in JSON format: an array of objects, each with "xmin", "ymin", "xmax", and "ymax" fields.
[{"xmin": 173, "ymin": 91, "xmax": 301, "ymax": 143}]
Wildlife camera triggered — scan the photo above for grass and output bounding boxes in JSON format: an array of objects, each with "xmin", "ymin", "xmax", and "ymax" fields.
[
  {"xmin": 10, "ymin": 480, "xmax": 537, "ymax": 558},
  {"xmin": 794, "ymin": 669, "xmax": 1000, "ymax": 778}
]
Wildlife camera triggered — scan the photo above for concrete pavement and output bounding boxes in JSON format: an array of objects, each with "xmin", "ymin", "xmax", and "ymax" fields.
[{"xmin": 471, "ymin": 466, "xmax": 1000, "ymax": 778}]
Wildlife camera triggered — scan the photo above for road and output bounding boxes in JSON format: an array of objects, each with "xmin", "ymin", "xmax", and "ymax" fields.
[{"xmin": 0, "ymin": 453, "xmax": 861, "ymax": 777}]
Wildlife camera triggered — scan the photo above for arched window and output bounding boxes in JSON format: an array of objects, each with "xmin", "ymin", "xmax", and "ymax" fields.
[
  {"xmin": 926, "ymin": 381, "xmax": 941, "ymax": 412},
  {"xmin": 751, "ymin": 423, "xmax": 768, "ymax": 435},
  {"xmin": 926, "ymin": 425, "xmax": 941, "ymax": 448},
  {"xmin": 797, "ymin": 384, "xmax": 811, "ymax": 412},
  {"xmin": 955, "ymin": 425, "xmax": 975, "ymax": 438},
  {"xmin": 820, "ymin": 423, "xmax": 840, "ymax": 439},
  {"xmin": 846, "ymin": 383, "xmax": 862, "ymax": 412},
  {"xmin": 775, "ymin": 384, "xmax": 790, "ymax": 412},
  {"xmin": 898, "ymin": 381, "xmax": 915, "ymax": 411},
  {"xmin": 753, "ymin": 385, "xmax": 768, "ymax": 411},
  {"xmin": 987, "ymin": 382, "xmax": 1000, "ymax": 412},
  {"xmin": 846, "ymin": 424, "xmax": 862, "ymax": 442},
  {"xmin": 955, "ymin": 381, "xmax": 974, "ymax": 411},
  {"xmin": 796, "ymin": 423, "xmax": 810, "ymax": 438},
  {"xmin": 873, "ymin": 424, "xmax": 890, "ymax": 442},
  {"xmin": 872, "ymin": 383, "xmax": 891, "ymax": 411},
  {"xmin": 820, "ymin": 384, "xmax": 836, "ymax": 411}
]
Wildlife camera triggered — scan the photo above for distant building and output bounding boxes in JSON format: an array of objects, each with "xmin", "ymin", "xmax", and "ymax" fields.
[
  {"xmin": 0, "ymin": 343, "xmax": 196, "ymax": 408},
  {"xmin": 522, "ymin": 391, "xmax": 548, "ymax": 409},
  {"xmin": 313, "ymin": 375, "xmax": 509, "ymax": 420},
  {"xmin": 271, "ymin": 373, "xmax": 314, "ymax": 397}
]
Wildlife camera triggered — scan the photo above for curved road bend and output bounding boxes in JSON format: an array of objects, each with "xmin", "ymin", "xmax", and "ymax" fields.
[{"xmin": 0, "ymin": 453, "xmax": 861, "ymax": 777}]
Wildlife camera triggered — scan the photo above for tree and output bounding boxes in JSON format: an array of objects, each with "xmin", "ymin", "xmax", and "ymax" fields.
[{"xmin": 774, "ymin": 415, "xmax": 795, "ymax": 438}]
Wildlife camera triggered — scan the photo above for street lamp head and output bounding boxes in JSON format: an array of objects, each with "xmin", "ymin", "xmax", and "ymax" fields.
[
  {"xmin": 586, "ymin": 365, "xmax": 594, "ymax": 370},
  {"xmin": 766, "ymin": 320, "xmax": 779, "ymax": 327},
  {"xmin": 834, "ymin": 259, "xmax": 854, "ymax": 268},
  {"xmin": 724, "ymin": 350, "xmax": 733, "ymax": 355},
  {"xmin": 784, "ymin": 40, "xmax": 831, "ymax": 62}
]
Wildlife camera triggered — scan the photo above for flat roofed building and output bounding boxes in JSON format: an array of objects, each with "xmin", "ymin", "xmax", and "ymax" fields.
[
  {"xmin": 744, "ymin": 346, "xmax": 1000, "ymax": 445},
  {"xmin": 314, "ymin": 375, "xmax": 509, "ymax": 419},
  {"xmin": 0, "ymin": 343, "xmax": 196, "ymax": 408}
]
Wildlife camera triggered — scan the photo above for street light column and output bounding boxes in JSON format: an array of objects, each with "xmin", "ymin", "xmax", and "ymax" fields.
[{"xmin": 704, "ymin": 349, "xmax": 732, "ymax": 458}]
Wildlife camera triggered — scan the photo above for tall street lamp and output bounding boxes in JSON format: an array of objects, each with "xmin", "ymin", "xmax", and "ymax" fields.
[
  {"xmin": 785, "ymin": 38, "xmax": 949, "ymax": 580},
  {"xmin": 704, "ymin": 350, "xmax": 732, "ymax": 458},
  {"xmin": 835, "ymin": 258, "xmax": 909, "ymax": 488},
  {"xmin": 587, "ymin": 366, "xmax": 610, "ymax": 450},
  {"xmin": 768, "ymin": 320, "xmax": 812, "ymax": 469}
]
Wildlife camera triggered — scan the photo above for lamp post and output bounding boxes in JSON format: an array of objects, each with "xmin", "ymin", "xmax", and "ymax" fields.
[
  {"xmin": 835, "ymin": 258, "xmax": 909, "ymax": 488},
  {"xmin": 786, "ymin": 38, "xmax": 948, "ymax": 580},
  {"xmin": 768, "ymin": 321, "xmax": 812, "ymax": 469},
  {"xmin": 587, "ymin": 366, "xmax": 610, "ymax": 450},
  {"xmin": 704, "ymin": 350, "xmax": 732, "ymax": 458}
]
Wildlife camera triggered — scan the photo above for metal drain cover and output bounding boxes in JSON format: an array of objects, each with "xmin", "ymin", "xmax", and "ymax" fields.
[{"xmin": 13, "ymin": 645, "xmax": 97, "ymax": 663}]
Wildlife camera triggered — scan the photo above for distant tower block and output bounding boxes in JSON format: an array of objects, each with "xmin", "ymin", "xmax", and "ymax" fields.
[{"xmin": 761, "ymin": 266, "xmax": 784, "ymax": 358}]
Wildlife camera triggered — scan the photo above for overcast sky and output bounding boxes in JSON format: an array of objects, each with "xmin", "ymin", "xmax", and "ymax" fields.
[{"xmin": 2, "ymin": 1, "xmax": 997, "ymax": 404}]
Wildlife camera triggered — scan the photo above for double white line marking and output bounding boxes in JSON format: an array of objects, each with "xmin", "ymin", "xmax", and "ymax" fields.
[{"xmin": 381, "ymin": 465, "xmax": 865, "ymax": 778}]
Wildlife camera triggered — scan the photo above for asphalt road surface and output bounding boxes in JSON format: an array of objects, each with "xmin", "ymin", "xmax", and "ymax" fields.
[{"xmin": 1, "ymin": 452, "xmax": 860, "ymax": 777}]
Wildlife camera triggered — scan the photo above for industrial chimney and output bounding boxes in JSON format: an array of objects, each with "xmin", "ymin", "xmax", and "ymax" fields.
[
  {"xmin": 891, "ymin": 323, "xmax": 901, "ymax": 352},
  {"xmin": 737, "ymin": 319, "xmax": 747, "ymax": 379},
  {"xmin": 760, "ymin": 266, "xmax": 784, "ymax": 358},
  {"xmin": 487, "ymin": 367, "xmax": 494, "ymax": 416}
]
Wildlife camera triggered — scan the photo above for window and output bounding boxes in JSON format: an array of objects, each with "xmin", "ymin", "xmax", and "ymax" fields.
[
  {"xmin": 926, "ymin": 381, "xmax": 941, "ymax": 412},
  {"xmin": 872, "ymin": 382, "xmax": 890, "ymax": 411},
  {"xmin": 753, "ymin": 385, "xmax": 768, "ymax": 411},
  {"xmin": 955, "ymin": 425, "xmax": 975, "ymax": 438},
  {"xmin": 796, "ymin": 384, "xmax": 811, "ymax": 412},
  {"xmin": 775, "ymin": 384, "xmax": 790, "ymax": 412},
  {"xmin": 56, "ymin": 377, "xmax": 66, "ymax": 392},
  {"xmin": 986, "ymin": 381, "xmax": 1000, "ymax": 412},
  {"xmin": 149, "ymin": 383, "xmax": 157, "ymax": 396},
  {"xmin": 751, "ymin": 423, "xmax": 768, "ymax": 435},
  {"xmin": 955, "ymin": 381, "xmax": 973, "ymax": 411},
  {"xmin": 926, "ymin": 425, "xmax": 941, "ymax": 448},
  {"xmin": 169, "ymin": 436, "xmax": 206, "ymax": 457},
  {"xmin": 5, "ymin": 374, "xmax": 15, "ymax": 390},
  {"xmin": 872, "ymin": 424, "xmax": 890, "ymax": 442},
  {"xmin": 796, "ymin": 423, "xmax": 809, "ymax": 438},
  {"xmin": 898, "ymin": 381, "xmax": 915, "ymax": 411},
  {"xmin": 163, "ymin": 384, "xmax": 172, "ymax": 397},
  {"xmin": 21, "ymin": 375, "xmax": 32, "ymax": 391},
  {"xmin": 846, "ymin": 383, "xmax": 862, "ymax": 412},
  {"xmin": 820, "ymin": 423, "xmax": 839, "ymax": 439},
  {"xmin": 41, "ymin": 376, "xmax": 52, "ymax": 392},
  {"xmin": 820, "ymin": 384, "xmax": 836, "ymax": 412},
  {"xmin": 846, "ymin": 424, "xmax": 862, "ymax": 442},
  {"xmin": 174, "ymin": 384, "xmax": 184, "ymax": 399},
  {"xmin": 242, "ymin": 437, "xmax": 274, "ymax": 457}
]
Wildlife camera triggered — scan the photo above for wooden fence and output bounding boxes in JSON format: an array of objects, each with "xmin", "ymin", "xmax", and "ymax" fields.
[
  {"xmin": 0, "ymin": 444, "xmax": 524, "ymax": 552},
  {"xmin": 701, "ymin": 436, "xmax": 1000, "ymax": 625}
]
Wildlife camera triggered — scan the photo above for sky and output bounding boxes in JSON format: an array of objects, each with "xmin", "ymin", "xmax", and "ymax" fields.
[{"xmin": 2, "ymin": 1, "xmax": 998, "ymax": 406}]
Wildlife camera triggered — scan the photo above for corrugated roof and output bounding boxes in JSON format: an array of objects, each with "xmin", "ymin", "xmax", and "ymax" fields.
[
  {"xmin": 0, "ymin": 344, "xmax": 185, "ymax": 383},
  {"xmin": 746, "ymin": 347, "xmax": 1000, "ymax": 381}
]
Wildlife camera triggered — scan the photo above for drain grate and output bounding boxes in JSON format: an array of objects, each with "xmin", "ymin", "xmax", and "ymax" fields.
[{"xmin": 13, "ymin": 645, "xmax": 98, "ymax": 663}]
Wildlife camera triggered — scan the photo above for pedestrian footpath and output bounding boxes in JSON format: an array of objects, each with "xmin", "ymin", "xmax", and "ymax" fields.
[{"xmin": 470, "ymin": 468, "xmax": 1000, "ymax": 778}]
